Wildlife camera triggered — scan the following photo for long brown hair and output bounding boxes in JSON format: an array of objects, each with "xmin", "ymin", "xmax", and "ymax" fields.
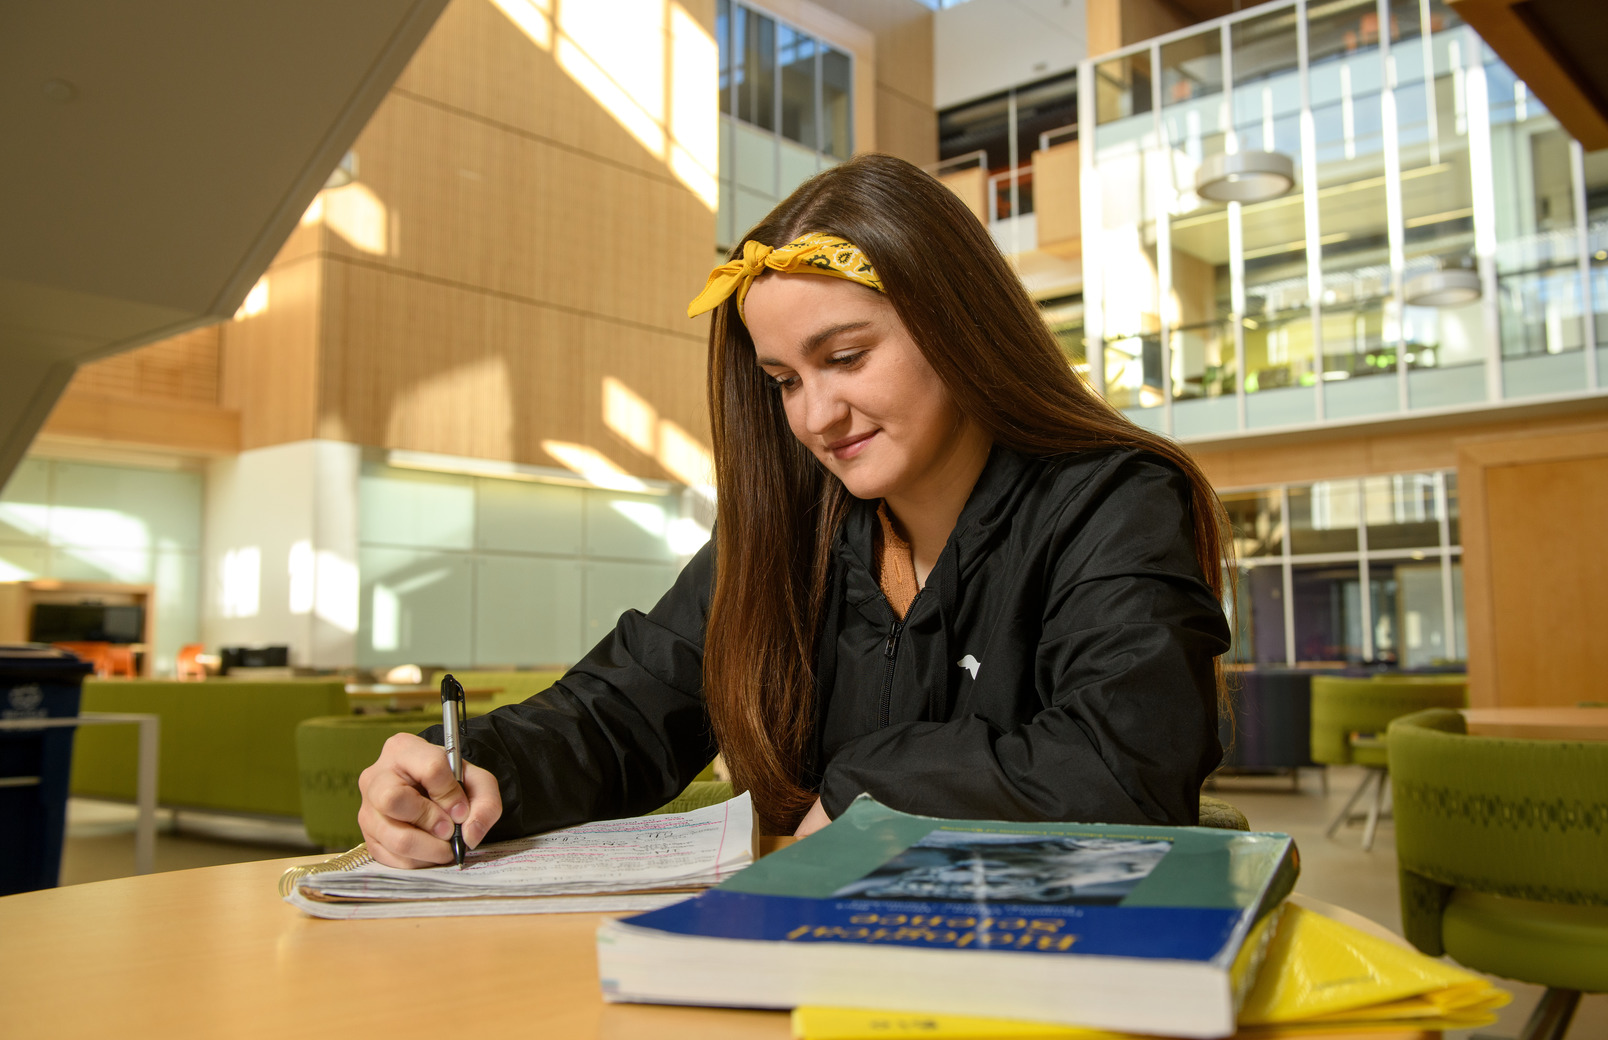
[{"xmin": 703, "ymin": 154, "xmax": 1233, "ymax": 833}]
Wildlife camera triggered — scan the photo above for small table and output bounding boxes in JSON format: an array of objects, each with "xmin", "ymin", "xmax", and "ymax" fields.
[
  {"xmin": 344, "ymin": 684, "xmax": 500, "ymax": 714},
  {"xmin": 1463, "ymin": 706, "xmax": 1608, "ymax": 741},
  {"xmin": 0, "ymin": 712, "xmax": 159, "ymax": 874}
]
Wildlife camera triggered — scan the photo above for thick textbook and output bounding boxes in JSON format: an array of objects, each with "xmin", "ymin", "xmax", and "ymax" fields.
[
  {"xmin": 281, "ymin": 792, "xmax": 756, "ymax": 919},
  {"xmin": 597, "ymin": 796, "xmax": 1298, "ymax": 1039}
]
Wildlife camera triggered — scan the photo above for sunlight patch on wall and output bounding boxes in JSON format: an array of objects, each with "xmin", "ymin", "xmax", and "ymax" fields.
[
  {"xmin": 490, "ymin": 0, "xmax": 717, "ymax": 210},
  {"xmin": 316, "ymin": 551, "xmax": 360, "ymax": 635},
  {"xmin": 322, "ymin": 183, "xmax": 391, "ymax": 255},
  {"xmin": 489, "ymin": 0, "xmax": 553, "ymax": 49},
  {"xmin": 235, "ymin": 277, "xmax": 270, "ymax": 319},
  {"xmin": 220, "ymin": 546, "xmax": 261, "ymax": 620},
  {"xmin": 600, "ymin": 375, "xmax": 715, "ymax": 487},
  {"xmin": 288, "ymin": 540, "xmax": 315, "ymax": 615},
  {"xmin": 540, "ymin": 441, "xmax": 649, "ymax": 492},
  {"xmin": 603, "ymin": 376, "xmax": 658, "ymax": 454},
  {"xmin": 657, "ymin": 419, "xmax": 714, "ymax": 488}
]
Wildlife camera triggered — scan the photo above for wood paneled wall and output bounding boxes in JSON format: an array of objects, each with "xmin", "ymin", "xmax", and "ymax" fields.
[
  {"xmin": 1087, "ymin": 0, "xmax": 1194, "ymax": 57},
  {"xmin": 1457, "ymin": 419, "xmax": 1608, "ymax": 708},
  {"xmin": 39, "ymin": 325, "xmax": 240, "ymax": 456},
  {"xmin": 217, "ymin": 0, "xmax": 718, "ymax": 481},
  {"xmin": 1189, "ymin": 404, "xmax": 1608, "ymax": 489}
]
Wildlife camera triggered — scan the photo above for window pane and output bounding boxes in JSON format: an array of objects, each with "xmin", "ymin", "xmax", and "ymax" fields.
[
  {"xmin": 778, "ymin": 25, "xmax": 817, "ymax": 149},
  {"xmin": 1377, "ymin": 558, "xmax": 1456, "ymax": 668},
  {"xmin": 1095, "ymin": 52, "xmax": 1153, "ymax": 127},
  {"xmin": 1221, "ymin": 489, "xmax": 1283, "ymax": 558},
  {"xmin": 717, "ymin": 0, "xmax": 732, "ymax": 116},
  {"xmin": 821, "ymin": 47, "xmax": 853, "ymax": 159},
  {"xmin": 1444, "ymin": 470, "xmax": 1460, "ymax": 544},
  {"xmin": 1310, "ymin": 0, "xmax": 1394, "ymax": 386},
  {"xmin": 1232, "ymin": 564, "xmax": 1289, "ymax": 665},
  {"xmin": 1292, "ymin": 560, "xmax": 1365, "ymax": 664},
  {"xmin": 1289, "ymin": 480, "xmax": 1360, "ymax": 554},
  {"xmin": 1363, "ymin": 473, "xmax": 1442, "ymax": 549},
  {"xmin": 739, "ymin": 8, "xmax": 776, "ymax": 131},
  {"xmin": 1488, "ymin": 61, "xmax": 1583, "ymax": 362}
]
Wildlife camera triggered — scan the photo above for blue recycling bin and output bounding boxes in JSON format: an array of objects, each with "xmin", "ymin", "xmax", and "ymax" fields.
[{"xmin": 0, "ymin": 645, "xmax": 94, "ymax": 896}]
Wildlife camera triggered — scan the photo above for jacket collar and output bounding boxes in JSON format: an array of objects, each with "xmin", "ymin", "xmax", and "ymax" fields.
[{"xmin": 835, "ymin": 444, "xmax": 1039, "ymax": 584}]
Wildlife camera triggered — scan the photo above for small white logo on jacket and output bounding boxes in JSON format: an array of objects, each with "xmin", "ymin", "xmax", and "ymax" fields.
[{"xmin": 957, "ymin": 655, "xmax": 981, "ymax": 680}]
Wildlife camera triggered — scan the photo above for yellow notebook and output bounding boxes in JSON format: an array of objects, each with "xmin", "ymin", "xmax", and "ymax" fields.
[{"xmin": 791, "ymin": 903, "xmax": 1509, "ymax": 1040}]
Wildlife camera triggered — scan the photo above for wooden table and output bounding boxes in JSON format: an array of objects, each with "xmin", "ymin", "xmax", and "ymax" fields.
[
  {"xmin": 345, "ymin": 683, "xmax": 500, "ymax": 714},
  {"xmin": 1463, "ymin": 706, "xmax": 1608, "ymax": 741},
  {"xmin": 0, "ymin": 852, "xmax": 1437, "ymax": 1040}
]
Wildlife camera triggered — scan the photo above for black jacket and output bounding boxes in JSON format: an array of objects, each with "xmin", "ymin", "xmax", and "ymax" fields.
[{"xmin": 429, "ymin": 446, "xmax": 1230, "ymax": 841}]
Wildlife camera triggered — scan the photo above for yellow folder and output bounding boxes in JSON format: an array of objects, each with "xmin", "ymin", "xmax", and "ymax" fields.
[{"xmin": 791, "ymin": 903, "xmax": 1509, "ymax": 1040}]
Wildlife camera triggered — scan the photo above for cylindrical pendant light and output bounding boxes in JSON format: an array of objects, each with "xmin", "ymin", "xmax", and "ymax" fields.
[{"xmin": 1194, "ymin": 150, "xmax": 1296, "ymax": 204}]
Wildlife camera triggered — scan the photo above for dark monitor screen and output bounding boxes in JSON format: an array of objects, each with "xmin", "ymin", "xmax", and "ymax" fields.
[{"xmin": 30, "ymin": 603, "xmax": 145, "ymax": 644}]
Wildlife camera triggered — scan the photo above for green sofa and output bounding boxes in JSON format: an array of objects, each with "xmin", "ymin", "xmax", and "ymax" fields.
[{"xmin": 69, "ymin": 678, "xmax": 350, "ymax": 819}]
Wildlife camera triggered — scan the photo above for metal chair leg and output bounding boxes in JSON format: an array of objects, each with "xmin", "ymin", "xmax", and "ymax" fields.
[
  {"xmin": 1361, "ymin": 767, "xmax": 1388, "ymax": 851},
  {"xmin": 1517, "ymin": 987, "xmax": 1580, "ymax": 1040},
  {"xmin": 1325, "ymin": 768, "xmax": 1376, "ymax": 839}
]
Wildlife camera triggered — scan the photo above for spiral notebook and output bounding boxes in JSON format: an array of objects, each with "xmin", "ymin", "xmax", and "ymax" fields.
[{"xmin": 280, "ymin": 792, "xmax": 757, "ymax": 919}]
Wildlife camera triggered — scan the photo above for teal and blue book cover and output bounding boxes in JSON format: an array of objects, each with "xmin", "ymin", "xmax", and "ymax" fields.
[{"xmin": 598, "ymin": 796, "xmax": 1298, "ymax": 1038}]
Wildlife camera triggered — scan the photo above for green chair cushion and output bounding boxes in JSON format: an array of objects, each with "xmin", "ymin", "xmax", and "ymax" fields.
[
  {"xmin": 1198, "ymin": 794, "xmax": 1249, "ymax": 831},
  {"xmin": 649, "ymin": 781, "xmax": 735, "ymax": 816},
  {"xmin": 1442, "ymin": 890, "xmax": 1608, "ymax": 993},
  {"xmin": 1348, "ymin": 735, "xmax": 1390, "ymax": 767}
]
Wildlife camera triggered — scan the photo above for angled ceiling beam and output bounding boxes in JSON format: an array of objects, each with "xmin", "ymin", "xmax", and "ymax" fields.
[{"xmin": 1450, "ymin": 0, "xmax": 1608, "ymax": 151}]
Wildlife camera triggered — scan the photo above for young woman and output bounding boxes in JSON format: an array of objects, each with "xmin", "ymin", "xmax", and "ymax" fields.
[{"xmin": 357, "ymin": 154, "xmax": 1232, "ymax": 868}]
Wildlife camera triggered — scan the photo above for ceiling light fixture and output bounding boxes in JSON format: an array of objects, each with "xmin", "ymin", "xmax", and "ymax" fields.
[
  {"xmin": 1194, "ymin": 150, "xmax": 1296, "ymax": 203},
  {"xmin": 1404, "ymin": 268, "xmax": 1481, "ymax": 307}
]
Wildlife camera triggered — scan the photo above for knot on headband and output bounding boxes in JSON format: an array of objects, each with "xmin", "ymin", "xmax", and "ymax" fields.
[{"xmin": 687, "ymin": 232, "xmax": 883, "ymax": 320}]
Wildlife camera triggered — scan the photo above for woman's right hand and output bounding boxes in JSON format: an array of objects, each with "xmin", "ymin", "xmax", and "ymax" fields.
[{"xmin": 357, "ymin": 732, "xmax": 503, "ymax": 868}]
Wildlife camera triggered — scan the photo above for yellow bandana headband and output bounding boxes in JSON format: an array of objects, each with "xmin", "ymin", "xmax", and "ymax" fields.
[{"xmin": 686, "ymin": 232, "xmax": 883, "ymax": 320}]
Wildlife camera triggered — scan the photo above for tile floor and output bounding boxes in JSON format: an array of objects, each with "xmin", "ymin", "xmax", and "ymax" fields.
[{"xmin": 53, "ymin": 766, "xmax": 1607, "ymax": 1039}]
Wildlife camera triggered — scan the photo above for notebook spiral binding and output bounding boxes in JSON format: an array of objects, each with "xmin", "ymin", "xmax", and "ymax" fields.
[{"xmin": 277, "ymin": 844, "xmax": 375, "ymax": 898}]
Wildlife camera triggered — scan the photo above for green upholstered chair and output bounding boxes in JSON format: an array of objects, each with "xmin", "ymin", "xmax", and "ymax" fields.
[
  {"xmin": 295, "ymin": 711, "xmax": 719, "ymax": 849},
  {"xmin": 1388, "ymin": 708, "xmax": 1608, "ymax": 1040},
  {"xmin": 1309, "ymin": 675, "xmax": 1467, "ymax": 850},
  {"xmin": 1198, "ymin": 793, "xmax": 1249, "ymax": 831}
]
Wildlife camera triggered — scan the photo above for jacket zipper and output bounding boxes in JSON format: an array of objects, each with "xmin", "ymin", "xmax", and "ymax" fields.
[{"xmin": 878, "ymin": 590, "xmax": 921, "ymax": 729}]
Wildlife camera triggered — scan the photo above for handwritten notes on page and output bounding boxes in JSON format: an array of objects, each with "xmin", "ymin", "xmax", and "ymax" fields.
[{"xmin": 284, "ymin": 792, "xmax": 755, "ymax": 919}]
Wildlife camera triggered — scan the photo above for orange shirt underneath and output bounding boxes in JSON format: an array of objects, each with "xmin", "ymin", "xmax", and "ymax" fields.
[{"xmin": 874, "ymin": 501, "xmax": 920, "ymax": 619}]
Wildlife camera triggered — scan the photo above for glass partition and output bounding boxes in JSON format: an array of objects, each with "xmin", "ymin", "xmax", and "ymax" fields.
[
  {"xmin": 1077, "ymin": 0, "xmax": 1600, "ymax": 436},
  {"xmin": 1218, "ymin": 468, "xmax": 1462, "ymax": 667},
  {"xmin": 1236, "ymin": 8, "xmax": 1315, "ymax": 412},
  {"xmin": 1289, "ymin": 479, "xmax": 1361, "ymax": 554}
]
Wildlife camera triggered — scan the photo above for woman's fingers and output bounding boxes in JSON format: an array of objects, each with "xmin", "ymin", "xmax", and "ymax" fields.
[
  {"xmin": 459, "ymin": 762, "xmax": 503, "ymax": 849},
  {"xmin": 358, "ymin": 800, "xmax": 455, "ymax": 868},
  {"xmin": 356, "ymin": 732, "xmax": 502, "ymax": 867}
]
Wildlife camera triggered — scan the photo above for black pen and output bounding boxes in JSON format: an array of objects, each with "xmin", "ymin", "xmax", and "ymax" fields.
[{"xmin": 440, "ymin": 673, "xmax": 468, "ymax": 869}]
